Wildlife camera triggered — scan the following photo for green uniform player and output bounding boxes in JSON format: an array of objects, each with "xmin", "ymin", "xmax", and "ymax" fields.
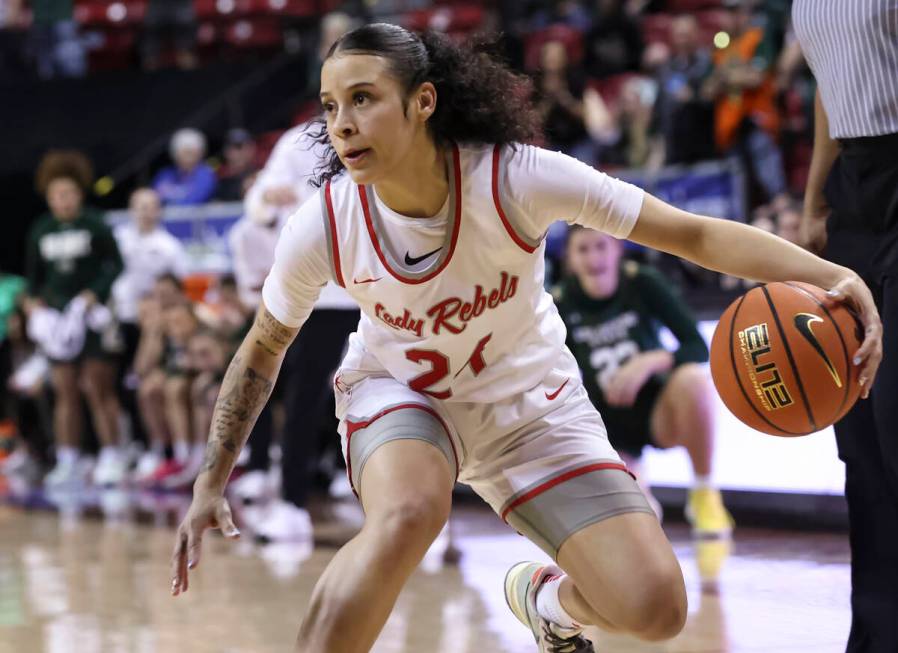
[
  {"xmin": 25, "ymin": 151, "xmax": 126, "ymax": 487},
  {"xmin": 557, "ymin": 225, "xmax": 733, "ymax": 538}
]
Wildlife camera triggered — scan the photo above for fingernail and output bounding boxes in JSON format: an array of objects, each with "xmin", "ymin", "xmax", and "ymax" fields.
[
  {"xmin": 853, "ymin": 356, "xmax": 862, "ymax": 365},
  {"xmin": 228, "ymin": 528, "xmax": 240, "ymax": 537},
  {"xmin": 188, "ymin": 560, "xmax": 195, "ymax": 569},
  {"xmin": 859, "ymin": 377, "xmax": 867, "ymax": 386},
  {"xmin": 827, "ymin": 289, "xmax": 839, "ymax": 297}
]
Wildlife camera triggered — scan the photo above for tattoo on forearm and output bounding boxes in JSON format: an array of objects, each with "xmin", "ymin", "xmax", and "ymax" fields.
[
  {"xmin": 255, "ymin": 339, "xmax": 278, "ymax": 357},
  {"xmin": 198, "ymin": 353, "xmax": 275, "ymax": 480},
  {"xmin": 199, "ymin": 442, "xmax": 218, "ymax": 473},
  {"xmin": 254, "ymin": 309, "xmax": 293, "ymax": 356}
]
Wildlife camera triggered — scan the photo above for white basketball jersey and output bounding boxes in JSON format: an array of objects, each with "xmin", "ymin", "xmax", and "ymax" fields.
[{"xmin": 322, "ymin": 143, "xmax": 569, "ymax": 403}]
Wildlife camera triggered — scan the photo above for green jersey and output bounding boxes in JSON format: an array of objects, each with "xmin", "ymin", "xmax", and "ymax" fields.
[
  {"xmin": 26, "ymin": 209, "xmax": 124, "ymax": 310},
  {"xmin": 555, "ymin": 261, "xmax": 708, "ymax": 414}
]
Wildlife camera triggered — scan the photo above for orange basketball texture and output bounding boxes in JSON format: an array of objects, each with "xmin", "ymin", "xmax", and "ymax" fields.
[{"xmin": 710, "ymin": 281, "xmax": 863, "ymax": 436}]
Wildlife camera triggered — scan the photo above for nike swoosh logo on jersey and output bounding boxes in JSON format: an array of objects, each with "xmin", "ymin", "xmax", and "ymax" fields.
[
  {"xmin": 353, "ymin": 276, "xmax": 382, "ymax": 285},
  {"xmin": 404, "ymin": 247, "xmax": 442, "ymax": 266},
  {"xmin": 545, "ymin": 378, "xmax": 569, "ymax": 401},
  {"xmin": 793, "ymin": 313, "xmax": 842, "ymax": 388}
]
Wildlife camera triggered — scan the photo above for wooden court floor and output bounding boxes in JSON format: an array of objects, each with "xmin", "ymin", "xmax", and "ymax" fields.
[{"xmin": 0, "ymin": 490, "xmax": 852, "ymax": 653}]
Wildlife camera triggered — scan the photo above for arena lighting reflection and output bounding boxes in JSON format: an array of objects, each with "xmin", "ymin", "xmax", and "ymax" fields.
[{"xmin": 649, "ymin": 320, "xmax": 844, "ymax": 494}]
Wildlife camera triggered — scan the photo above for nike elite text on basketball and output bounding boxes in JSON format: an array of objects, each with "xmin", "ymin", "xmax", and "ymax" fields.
[
  {"xmin": 374, "ymin": 272, "xmax": 519, "ymax": 337},
  {"xmin": 738, "ymin": 322, "xmax": 794, "ymax": 411}
]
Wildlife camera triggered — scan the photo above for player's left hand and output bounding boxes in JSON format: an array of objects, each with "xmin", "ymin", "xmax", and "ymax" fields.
[
  {"xmin": 825, "ymin": 274, "xmax": 882, "ymax": 399},
  {"xmin": 605, "ymin": 352, "xmax": 668, "ymax": 408}
]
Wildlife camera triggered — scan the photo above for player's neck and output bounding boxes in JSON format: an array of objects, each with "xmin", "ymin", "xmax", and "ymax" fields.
[
  {"xmin": 374, "ymin": 139, "xmax": 448, "ymax": 219},
  {"xmin": 579, "ymin": 275, "xmax": 618, "ymax": 300}
]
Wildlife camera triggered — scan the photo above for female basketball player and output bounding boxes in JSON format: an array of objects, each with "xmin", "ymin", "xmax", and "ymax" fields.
[{"xmin": 171, "ymin": 24, "xmax": 882, "ymax": 653}]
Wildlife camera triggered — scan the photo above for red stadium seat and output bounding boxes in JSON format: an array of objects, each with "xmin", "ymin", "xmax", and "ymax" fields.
[
  {"xmin": 402, "ymin": 5, "xmax": 484, "ymax": 34},
  {"xmin": 666, "ymin": 0, "xmax": 724, "ymax": 11},
  {"xmin": 264, "ymin": 0, "xmax": 317, "ymax": 17},
  {"xmin": 224, "ymin": 17, "xmax": 283, "ymax": 48},
  {"xmin": 74, "ymin": 1, "xmax": 146, "ymax": 27},
  {"xmin": 641, "ymin": 13, "xmax": 673, "ymax": 46},
  {"xmin": 696, "ymin": 8, "xmax": 730, "ymax": 33}
]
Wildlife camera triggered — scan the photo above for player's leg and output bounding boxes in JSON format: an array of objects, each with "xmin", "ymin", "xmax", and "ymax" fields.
[
  {"xmin": 502, "ymin": 467, "xmax": 685, "ymax": 646},
  {"xmin": 649, "ymin": 363, "xmax": 714, "ymax": 477},
  {"xmin": 162, "ymin": 373, "xmax": 192, "ymax": 464},
  {"xmin": 78, "ymin": 357, "xmax": 121, "ymax": 447},
  {"xmin": 649, "ymin": 363, "xmax": 731, "ymax": 536},
  {"xmin": 44, "ymin": 362, "xmax": 85, "ymax": 485},
  {"xmin": 481, "ymin": 375, "xmax": 685, "ymax": 649},
  {"xmin": 296, "ymin": 439, "xmax": 454, "ymax": 653},
  {"xmin": 50, "ymin": 362, "xmax": 82, "ymax": 449},
  {"xmin": 556, "ymin": 512, "xmax": 687, "ymax": 639}
]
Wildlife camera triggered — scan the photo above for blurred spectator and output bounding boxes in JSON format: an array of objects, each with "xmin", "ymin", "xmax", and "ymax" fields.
[
  {"xmin": 186, "ymin": 328, "xmax": 228, "ymax": 458},
  {"xmin": 25, "ymin": 150, "xmax": 125, "ymax": 487},
  {"xmin": 113, "ymin": 187, "xmax": 187, "ymax": 356},
  {"xmin": 583, "ymin": 76, "xmax": 656, "ymax": 169},
  {"xmin": 29, "ymin": 0, "xmax": 86, "ymax": 79},
  {"xmin": 652, "ymin": 16, "xmax": 716, "ymax": 165},
  {"xmin": 152, "ymin": 128, "xmax": 217, "ymax": 206},
  {"xmin": 135, "ymin": 297, "xmax": 205, "ymax": 488},
  {"xmin": 0, "ymin": 0, "xmax": 28, "ymax": 80},
  {"xmin": 583, "ymin": 0, "xmax": 643, "ymax": 80},
  {"xmin": 132, "ymin": 273, "xmax": 185, "ymax": 482},
  {"xmin": 702, "ymin": 0, "xmax": 787, "ymax": 205},
  {"xmin": 0, "ymin": 306, "xmax": 52, "ymax": 485},
  {"xmin": 230, "ymin": 122, "xmax": 359, "ymax": 541},
  {"xmin": 194, "ymin": 273, "xmax": 251, "ymax": 342},
  {"xmin": 535, "ymin": 39, "xmax": 596, "ymax": 163},
  {"xmin": 303, "ymin": 12, "xmax": 361, "ymax": 99},
  {"xmin": 215, "ymin": 129, "xmax": 259, "ymax": 202},
  {"xmin": 0, "ymin": 271, "xmax": 26, "ymax": 435},
  {"xmin": 140, "ymin": 0, "xmax": 198, "ymax": 71},
  {"xmin": 112, "ymin": 187, "xmax": 187, "ymax": 450},
  {"xmin": 0, "ymin": 0, "xmax": 25, "ymax": 27},
  {"xmin": 527, "ymin": 0, "xmax": 592, "ymax": 32}
]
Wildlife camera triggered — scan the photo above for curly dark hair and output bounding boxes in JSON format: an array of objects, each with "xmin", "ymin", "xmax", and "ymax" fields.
[
  {"xmin": 34, "ymin": 149, "xmax": 95, "ymax": 196},
  {"xmin": 312, "ymin": 23, "xmax": 542, "ymax": 186}
]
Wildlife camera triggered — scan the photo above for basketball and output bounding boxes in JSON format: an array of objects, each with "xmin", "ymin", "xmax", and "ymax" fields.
[{"xmin": 710, "ymin": 281, "xmax": 864, "ymax": 437}]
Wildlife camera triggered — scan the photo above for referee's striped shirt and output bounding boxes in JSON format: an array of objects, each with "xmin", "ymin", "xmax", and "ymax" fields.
[{"xmin": 792, "ymin": 0, "xmax": 898, "ymax": 139}]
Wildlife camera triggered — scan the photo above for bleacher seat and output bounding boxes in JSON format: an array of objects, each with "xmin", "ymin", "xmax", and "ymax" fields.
[
  {"xmin": 641, "ymin": 13, "xmax": 673, "ymax": 46},
  {"xmin": 224, "ymin": 17, "xmax": 283, "ymax": 49},
  {"xmin": 401, "ymin": 5, "xmax": 484, "ymax": 34},
  {"xmin": 74, "ymin": 1, "xmax": 147, "ymax": 27},
  {"xmin": 665, "ymin": 0, "xmax": 724, "ymax": 12}
]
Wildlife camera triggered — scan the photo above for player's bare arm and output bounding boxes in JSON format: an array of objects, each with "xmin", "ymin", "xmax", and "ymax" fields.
[
  {"xmin": 628, "ymin": 194, "xmax": 882, "ymax": 395},
  {"xmin": 170, "ymin": 302, "xmax": 298, "ymax": 596}
]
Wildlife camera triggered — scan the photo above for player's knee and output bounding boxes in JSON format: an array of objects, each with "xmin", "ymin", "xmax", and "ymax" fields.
[
  {"xmin": 672, "ymin": 363, "xmax": 710, "ymax": 399},
  {"xmin": 372, "ymin": 494, "xmax": 448, "ymax": 547},
  {"xmin": 619, "ymin": 567, "xmax": 687, "ymax": 641}
]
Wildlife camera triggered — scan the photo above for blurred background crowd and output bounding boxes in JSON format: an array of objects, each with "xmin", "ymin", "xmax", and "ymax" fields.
[{"xmin": 0, "ymin": 0, "xmax": 823, "ymax": 539}]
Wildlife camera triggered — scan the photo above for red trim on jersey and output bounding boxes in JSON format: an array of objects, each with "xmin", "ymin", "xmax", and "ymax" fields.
[
  {"xmin": 492, "ymin": 144, "xmax": 538, "ymax": 254},
  {"xmin": 500, "ymin": 462, "xmax": 631, "ymax": 521},
  {"xmin": 324, "ymin": 180, "xmax": 346, "ymax": 287},
  {"xmin": 360, "ymin": 144, "xmax": 462, "ymax": 285},
  {"xmin": 343, "ymin": 402, "xmax": 459, "ymax": 497}
]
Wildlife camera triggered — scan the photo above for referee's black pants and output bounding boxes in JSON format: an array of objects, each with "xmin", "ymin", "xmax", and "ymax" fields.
[
  {"xmin": 824, "ymin": 133, "xmax": 898, "ymax": 653},
  {"xmin": 280, "ymin": 308, "xmax": 359, "ymax": 508}
]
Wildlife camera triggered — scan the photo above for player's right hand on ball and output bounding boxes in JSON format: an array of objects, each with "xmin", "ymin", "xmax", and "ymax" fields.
[{"xmin": 170, "ymin": 492, "xmax": 240, "ymax": 596}]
